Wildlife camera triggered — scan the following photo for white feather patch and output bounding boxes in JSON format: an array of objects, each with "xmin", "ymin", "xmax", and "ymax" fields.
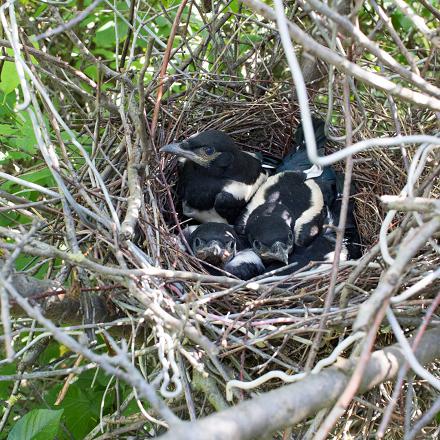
[
  {"xmin": 182, "ymin": 202, "xmax": 228, "ymax": 224},
  {"xmin": 294, "ymin": 179, "xmax": 324, "ymax": 240},
  {"xmin": 281, "ymin": 209, "xmax": 292, "ymax": 226},
  {"xmin": 244, "ymin": 151, "xmax": 259, "ymax": 159},
  {"xmin": 223, "ymin": 172, "xmax": 267, "ymax": 201},
  {"xmin": 324, "ymin": 245, "xmax": 348, "ymax": 262},
  {"xmin": 185, "ymin": 225, "xmax": 199, "ymax": 235},
  {"xmin": 239, "ymin": 173, "xmax": 282, "ymax": 225},
  {"xmin": 304, "ymin": 164, "xmax": 323, "ymax": 179},
  {"xmin": 225, "ymin": 249, "xmax": 264, "ymax": 269}
]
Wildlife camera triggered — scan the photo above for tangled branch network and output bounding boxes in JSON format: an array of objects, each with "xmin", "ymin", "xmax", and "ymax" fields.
[{"xmin": 0, "ymin": 0, "xmax": 439, "ymax": 438}]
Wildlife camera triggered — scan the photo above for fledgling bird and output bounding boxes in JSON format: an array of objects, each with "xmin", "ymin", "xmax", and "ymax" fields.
[
  {"xmin": 188, "ymin": 222, "xmax": 239, "ymax": 267},
  {"xmin": 187, "ymin": 222, "xmax": 264, "ymax": 280},
  {"xmin": 160, "ymin": 130, "xmax": 267, "ymax": 224},
  {"xmin": 236, "ymin": 171, "xmax": 326, "ymax": 265},
  {"xmin": 276, "ymin": 117, "xmax": 362, "ymax": 259},
  {"xmin": 276, "ymin": 117, "xmax": 335, "ymax": 205}
]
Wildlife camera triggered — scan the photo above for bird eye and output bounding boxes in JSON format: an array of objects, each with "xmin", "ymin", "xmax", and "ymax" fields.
[
  {"xmin": 204, "ymin": 146, "xmax": 215, "ymax": 155},
  {"xmin": 253, "ymin": 240, "xmax": 262, "ymax": 251},
  {"xmin": 193, "ymin": 237, "xmax": 203, "ymax": 249}
]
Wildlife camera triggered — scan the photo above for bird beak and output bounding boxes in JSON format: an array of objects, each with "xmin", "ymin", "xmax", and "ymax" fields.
[
  {"xmin": 160, "ymin": 142, "xmax": 206, "ymax": 166},
  {"xmin": 206, "ymin": 241, "xmax": 223, "ymax": 258},
  {"xmin": 160, "ymin": 142, "xmax": 185, "ymax": 155},
  {"xmin": 261, "ymin": 242, "xmax": 289, "ymax": 265},
  {"xmin": 196, "ymin": 241, "xmax": 230, "ymax": 265}
]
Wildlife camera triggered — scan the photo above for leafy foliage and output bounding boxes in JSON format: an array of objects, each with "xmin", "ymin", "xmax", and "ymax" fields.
[{"xmin": 7, "ymin": 409, "xmax": 63, "ymax": 440}]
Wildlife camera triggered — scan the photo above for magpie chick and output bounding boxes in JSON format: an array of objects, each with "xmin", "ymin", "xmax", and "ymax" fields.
[
  {"xmin": 187, "ymin": 223, "xmax": 264, "ymax": 280},
  {"xmin": 276, "ymin": 117, "xmax": 362, "ymax": 259},
  {"xmin": 160, "ymin": 130, "xmax": 267, "ymax": 224},
  {"xmin": 188, "ymin": 222, "xmax": 239, "ymax": 266},
  {"xmin": 236, "ymin": 171, "xmax": 326, "ymax": 265},
  {"xmin": 276, "ymin": 117, "xmax": 335, "ymax": 205},
  {"xmin": 265, "ymin": 231, "xmax": 348, "ymax": 275}
]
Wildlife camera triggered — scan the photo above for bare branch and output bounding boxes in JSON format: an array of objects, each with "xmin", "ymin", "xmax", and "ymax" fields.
[
  {"xmin": 241, "ymin": 0, "xmax": 440, "ymax": 112},
  {"xmin": 158, "ymin": 327, "xmax": 440, "ymax": 440}
]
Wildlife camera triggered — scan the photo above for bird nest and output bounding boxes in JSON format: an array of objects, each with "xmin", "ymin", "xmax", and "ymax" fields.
[
  {"xmin": 4, "ymin": 58, "xmax": 440, "ymax": 439},
  {"xmin": 1, "ymin": 2, "xmax": 440, "ymax": 438},
  {"xmin": 81, "ymin": 80, "xmax": 440, "ymax": 433}
]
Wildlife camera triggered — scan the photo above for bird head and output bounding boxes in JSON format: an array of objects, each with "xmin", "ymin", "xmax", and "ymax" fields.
[
  {"xmin": 246, "ymin": 205, "xmax": 294, "ymax": 265},
  {"xmin": 294, "ymin": 117, "xmax": 327, "ymax": 149},
  {"xmin": 160, "ymin": 130, "xmax": 238, "ymax": 169},
  {"xmin": 189, "ymin": 223, "xmax": 238, "ymax": 266}
]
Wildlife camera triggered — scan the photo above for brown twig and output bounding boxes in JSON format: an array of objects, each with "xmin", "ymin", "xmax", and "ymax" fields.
[{"xmin": 151, "ymin": 0, "xmax": 189, "ymax": 138}]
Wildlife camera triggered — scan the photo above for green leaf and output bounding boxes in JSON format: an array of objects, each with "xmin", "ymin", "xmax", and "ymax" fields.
[
  {"xmin": 229, "ymin": 0, "xmax": 241, "ymax": 13},
  {"xmin": 37, "ymin": 340, "xmax": 63, "ymax": 365},
  {"xmin": 0, "ymin": 56, "xmax": 20, "ymax": 96},
  {"xmin": 46, "ymin": 387, "xmax": 96, "ymax": 439},
  {"xmin": 94, "ymin": 20, "xmax": 128, "ymax": 48},
  {"xmin": 0, "ymin": 168, "xmax": 55, "ymax": 199},
  {"xmin": 19, "ymin": 168, "xmax": 55, "ymax": 186},
  {"xmin": 0, "ymin": 364, "xmax": 16, "ymax": 399},
  {"xmin": 14, "ymin": 116, "xmax": 37, "ymax": 153},
  {"xmin": 45, "ymin": 370, "xmax": 115, "ymax": 440},
  {"xmin": 391, "ymin": 11, "xmax": 413, "ymax": 32},
  {"xmin": 0, "ymin": 124, "xmax": 18, "ymax": 136},
  {"xmin": 0, "ymin": 92, "xmax": 16, "ymax": 118},
  {"xmin": 7, "ymin": 409, "xmax": 63, "ymax": 440}
]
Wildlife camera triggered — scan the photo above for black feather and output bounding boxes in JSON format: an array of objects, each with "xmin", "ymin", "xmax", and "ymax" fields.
[
  {"xmin": 237, "ymin": 171, "xmax": 326, "ymax": 264},
  {"xmin": 161, "ymin": 130, "xmax": 267, "ymax": 224}
]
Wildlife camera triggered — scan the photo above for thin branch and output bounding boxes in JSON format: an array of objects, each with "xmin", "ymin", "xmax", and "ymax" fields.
[
  {"xmin": 158, "ymin": 327, "xmax": 440, "ymax": 440},
  {"xmin": 386, "ymin": 307, "xmax": 440, "ymax": 391},
  {"xmin": 1, "ymin": 275, "xmax": 179, "ymax": 426},
  {"xmin": 34, "ymin": 0, "xmax": 102, "ymax": 41},
  {"xmin": 405, "ymin": 396, "xmax": 440, "ymax": 440},
  {"xmin": 240, "ymin": 0, "xmax": 440, "ymax": 112}
]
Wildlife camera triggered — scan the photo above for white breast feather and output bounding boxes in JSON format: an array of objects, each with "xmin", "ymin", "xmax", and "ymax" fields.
[
  {"xmin": 239, "ymin": 173, "xmax": 282, "ymax": 225},
  {"xmin": 182, "ymin": 202, "xmax": 228, "ymax": 224},
  {"xmin": 223, "ymin": 172, "xmax": 267, "ymax": 201},
  {"xmin": 225, "ymin": 250, "xmax": 264, "ymax": 269},
  {"xmin": 294, "ymin": 179, "xmax": 324, "ymax": 240}
]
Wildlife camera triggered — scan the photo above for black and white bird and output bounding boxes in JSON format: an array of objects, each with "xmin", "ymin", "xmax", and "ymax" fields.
[
  {"xmin": 276, "ymin": 117, "xmax": 362, "ymax": 259},
  {"xmin": 187, "ymin": 222, "xmax": 264, "ymax": 280},
  {"xmin": 187, "ymin": 222, "xmax": 239, "ymax": 267},
  {"xmin": 276, "ymin": 117, "xmax": 335, "ymax": 205},
  {"xmin": 160, "ymin": 130, "xmax": 267, "ymax": 224},
  {"xmin": 236, "ymin": 171, "xmax": 326, "ymax": 265}
]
